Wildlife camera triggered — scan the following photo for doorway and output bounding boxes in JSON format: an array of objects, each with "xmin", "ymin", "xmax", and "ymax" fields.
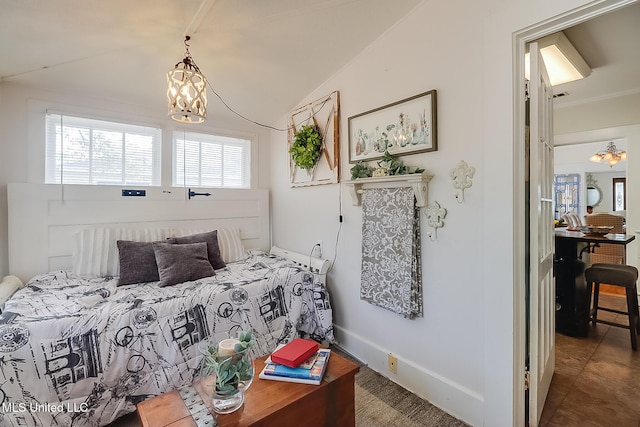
[{"xmin": 515, "ymin": 0, "xmax": 639, "ymax": 425}]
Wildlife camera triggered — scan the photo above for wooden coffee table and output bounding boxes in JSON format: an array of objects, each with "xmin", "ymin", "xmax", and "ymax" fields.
[{"xmin": 137, "ymin": 351, "xmax": 359, "ymax": 427}]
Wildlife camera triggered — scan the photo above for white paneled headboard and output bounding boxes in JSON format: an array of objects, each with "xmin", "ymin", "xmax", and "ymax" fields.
[{"xmin": 7, "ymin": 184, "xmax": 270, "ymax": 283}]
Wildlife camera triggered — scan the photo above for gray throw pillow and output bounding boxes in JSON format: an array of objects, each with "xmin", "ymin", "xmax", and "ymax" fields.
[
  {"xmin": 153, "ymin": 242, "xmax": 215, "ymax": 287},
  {"xmin": 167, "ymin": 230, "xmax": 226, "ymax": 270},
  {"xmin": 117, "ymin": 240, "xmax": 160, "ymax": 286}
]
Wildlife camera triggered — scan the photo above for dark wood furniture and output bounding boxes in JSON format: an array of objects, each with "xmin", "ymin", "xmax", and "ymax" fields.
[
  {"xmin": 554, "ymin": 228, "xmax": 636, "ymax": 336},
  {"xmin": 137, "ymin": 351, "xmax": 360, "ymax": 427},
  {"xmin": 586, "ymin": 263, "xmax": 640, "ymax": 350}
]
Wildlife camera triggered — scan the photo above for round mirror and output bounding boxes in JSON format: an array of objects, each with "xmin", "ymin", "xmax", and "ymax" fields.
[{"xmin": 586, "ymin": 185, "xmax": 603, "ymax": 207}]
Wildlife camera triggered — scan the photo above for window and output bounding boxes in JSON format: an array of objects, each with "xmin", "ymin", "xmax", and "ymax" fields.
[
  {"xmin": 553, "ymin": 174, "xmax": 580, "ymax": 219},
  {"xmin": 45, "ymin": 114, "xmax": 161, "ymax": 186},
  {"xmin": 613, "ymin": 177, "xmax": 626, "ymax": 211},
  {"xmin": 173, "ymin": 131, "xmax": 250, "ymax": 188}
]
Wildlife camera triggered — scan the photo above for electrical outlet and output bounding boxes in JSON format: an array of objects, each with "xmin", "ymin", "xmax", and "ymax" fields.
[
  {"xmin": 388, "ymin": 353, "xmax": 398, "ymax": 374},
  {"xmin": 312, "ymin": 241, "xmax": 322, "ymax": 258}
]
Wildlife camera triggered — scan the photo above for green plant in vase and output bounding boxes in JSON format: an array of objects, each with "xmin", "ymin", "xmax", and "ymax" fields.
[{"xmin": 202, "ymin": 329, "xmax": 255, "ymax": 414}]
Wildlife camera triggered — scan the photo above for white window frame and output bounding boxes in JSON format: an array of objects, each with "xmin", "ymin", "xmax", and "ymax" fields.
[
  {"xmin": 45, "ymin": 113, "xmax": 162, "ymax": 186},
  {"xmin": 172, "ymin": 131, "xmax": 251, "ymax": 189}
]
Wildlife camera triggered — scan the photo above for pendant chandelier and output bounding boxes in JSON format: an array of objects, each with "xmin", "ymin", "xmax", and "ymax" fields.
[
  {"xmin": 167, "ymin": 36, "xmax": 207, "ymax": 124},
  {"xmin": 589, "ymin": 141, "xmax": 627, "ymax": 167}
]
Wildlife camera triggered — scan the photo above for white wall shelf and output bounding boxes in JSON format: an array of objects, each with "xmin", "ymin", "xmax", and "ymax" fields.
[{"xmin": 343, "ymin": 172, "xmax": 433, "ymax": 207}]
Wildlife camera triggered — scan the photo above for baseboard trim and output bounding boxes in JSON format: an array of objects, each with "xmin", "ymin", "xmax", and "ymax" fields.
[{"xmin": 334, "ymin": 325, "xmax": 483, "ymax": 426}]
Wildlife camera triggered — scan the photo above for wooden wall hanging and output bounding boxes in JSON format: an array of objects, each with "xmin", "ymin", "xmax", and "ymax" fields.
[{"xmin": 288, "ymin": 91, "xmax": 340, "ymax": 187}]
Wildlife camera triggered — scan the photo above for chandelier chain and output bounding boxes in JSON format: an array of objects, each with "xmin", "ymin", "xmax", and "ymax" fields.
[{"xmin": 175, "ymin": 36, "xmax": 202, "ymax": 72}]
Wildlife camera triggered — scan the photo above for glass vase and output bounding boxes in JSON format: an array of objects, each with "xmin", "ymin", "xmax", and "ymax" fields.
[{"xmin": 206, "ymin": 347, "xmax": 255, "ymax": 414}]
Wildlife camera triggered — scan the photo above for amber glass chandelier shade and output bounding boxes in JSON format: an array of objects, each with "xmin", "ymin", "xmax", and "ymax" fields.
[{"xmin": 589, "ymin": 141, "xmax": 626, "ymax": 167}]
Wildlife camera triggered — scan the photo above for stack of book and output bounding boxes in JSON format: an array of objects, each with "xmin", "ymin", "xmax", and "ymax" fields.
[{"xmin": 259, "ymin": 338, "xmax": 331, "ymax": 385}]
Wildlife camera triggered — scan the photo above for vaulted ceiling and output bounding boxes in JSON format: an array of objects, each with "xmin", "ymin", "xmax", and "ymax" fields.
[
  {"xmin": 1, "ymin": 0, "xmax": 638, "ymax": 127},
  {"xmin": 0, "ymin": 0, "xmax": 421, "ymax": 125}
]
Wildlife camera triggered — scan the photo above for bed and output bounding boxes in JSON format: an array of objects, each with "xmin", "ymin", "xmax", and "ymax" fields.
[
  {"xmin": 2, "ymin": 184, "xmax": 334, "ymax": 426},
  {"xmin": 0, "ymin": 243, "xmax": 333, "ymax": 427}
]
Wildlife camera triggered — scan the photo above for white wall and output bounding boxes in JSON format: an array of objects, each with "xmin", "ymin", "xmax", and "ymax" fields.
[
  {"xmin": 271, "ymin": 0, "xmax": 636, "ymax": 425},
  {"xmin": 272, "ymin": 0, "xmax": 488, "ymax": 423},
  {"xmin": 0, "ymin": 82, "xmax": 272, "ymax": 278},
  {"xmin": 587, "ymin": 170, "xmax": 625, "ymax": 212},
  {"xmin": 0, "ymin": 85, "xmax": 8, "ymax": 281}
]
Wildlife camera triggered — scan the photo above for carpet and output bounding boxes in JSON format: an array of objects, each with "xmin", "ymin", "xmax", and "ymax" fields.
[{"xmin": 354, "ymin": 364, "xmax": 468, "ymax": 427}]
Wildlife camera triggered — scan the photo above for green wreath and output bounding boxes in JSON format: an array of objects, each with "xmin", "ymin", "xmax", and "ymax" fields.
[{"xmin": 290, "ymin": 125, "xmax": 323, "ymax": 170}]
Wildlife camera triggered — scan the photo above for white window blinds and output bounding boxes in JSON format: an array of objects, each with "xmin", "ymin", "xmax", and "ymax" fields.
[
  {"xmin": 173, "ymin": 131, "xmax": 250, "ymax": 188},
  {"xmin": 45, "ymin": 113, "xmax": 161, "ymax": 186}
]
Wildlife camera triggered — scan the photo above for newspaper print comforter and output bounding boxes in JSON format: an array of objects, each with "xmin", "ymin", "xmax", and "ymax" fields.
[{"xmin": 0, "ymin": 253, "xmax": 334, "ymax": 426}]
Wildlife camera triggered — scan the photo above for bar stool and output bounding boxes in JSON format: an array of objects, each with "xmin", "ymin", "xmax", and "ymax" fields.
[{"xmin": 585, "ymin": 263, "xmax": 640, "ymax": 350}]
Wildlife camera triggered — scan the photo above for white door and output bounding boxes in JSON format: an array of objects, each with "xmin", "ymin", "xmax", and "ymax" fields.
[{"xmin": 528, "ymin": 41, "xmax": 555, "ymax": 426}]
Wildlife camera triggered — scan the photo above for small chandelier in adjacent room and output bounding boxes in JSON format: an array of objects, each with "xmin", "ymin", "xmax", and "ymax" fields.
[
  {"xmin": 589, "ymin": 141, "xmax": 627, "ymax": 167},
  {"xmin": 167, "ymin": 36, "xmax": 207, "ymax": 123}
]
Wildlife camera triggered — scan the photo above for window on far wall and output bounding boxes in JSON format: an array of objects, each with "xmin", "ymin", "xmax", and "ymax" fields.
[
  {"xmin": 173, "ymin": 131, "xmax": 250, "ymax": 188},
  {"xmin": 45, "ymin": 113, "xmax": 161, "ymax": 185},
  {"xmin": 553, "ymin": 174, "xmax": 580, "ymax": 219},
  {"xmin": 613, "ymin": 177, "xmax": 626, "ymax": 211}
]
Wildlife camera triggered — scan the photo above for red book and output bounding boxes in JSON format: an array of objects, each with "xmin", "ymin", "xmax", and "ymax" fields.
[{"xmin": 271, "ymin": 338, "xmax": 319, "ymax": 368}]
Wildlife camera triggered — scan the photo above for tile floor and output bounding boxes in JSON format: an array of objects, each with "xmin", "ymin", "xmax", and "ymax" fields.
[{"xmin": 540, "ymin": 293, "xmax": 640, "ymax": 426}]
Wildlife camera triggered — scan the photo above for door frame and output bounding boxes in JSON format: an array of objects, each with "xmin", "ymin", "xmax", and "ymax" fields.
[{"xmin": 512, "ymin": 0, "xmax": 638, "ymax": 423}]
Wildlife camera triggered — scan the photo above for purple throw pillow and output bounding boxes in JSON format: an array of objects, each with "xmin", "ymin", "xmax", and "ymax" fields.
[
  {"xmin": 167, "ymin": 230, "xmax": 226, "ymax": 270},
  {"xmin": 152, "ymin": 242, "xmax": 215, "ymax": 287},
  {"xmin": 117, "ymin": 240, "xmax": 160, "ymax": 286}
]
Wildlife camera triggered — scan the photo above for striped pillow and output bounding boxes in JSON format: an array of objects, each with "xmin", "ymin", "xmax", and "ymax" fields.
[
  {"xmin": 216, "ymin": 227, "xmax": 247, "ymax": 263},
  {"xmin": 174, "ymin": 228, "xmax": 247, "ymax": 263},
  {"xmin": 72, "ymin": 228, "xmax": 175, "ymax": 277}
]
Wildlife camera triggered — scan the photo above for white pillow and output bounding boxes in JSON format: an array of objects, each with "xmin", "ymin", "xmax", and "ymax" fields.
[
  {"xmin": 72, "ymin": 227, "xmax": 175, "ymax": 277},
  {"xmin": 217, "ymin": 227, "xmax": 247, "ymax": 263},
  {"xmin": 174, "ymin": 227, "xmax": 247, "ymax": 263}
]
